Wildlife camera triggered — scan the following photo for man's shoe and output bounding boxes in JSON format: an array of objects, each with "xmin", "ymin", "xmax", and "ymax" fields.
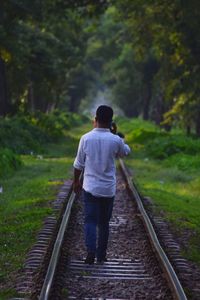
[
  {"xmin": 97, "ymin": 257, "xmax": 107, "ymax": 264},
  {"xmin": 84, "ymin": 252, "xmax": 95, "ymax": 264}
]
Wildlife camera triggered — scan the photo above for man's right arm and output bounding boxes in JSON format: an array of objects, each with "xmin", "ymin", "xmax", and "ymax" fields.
[{"xmin": 117, "ymin": 137, "xmax": 131, "ymax": 157}]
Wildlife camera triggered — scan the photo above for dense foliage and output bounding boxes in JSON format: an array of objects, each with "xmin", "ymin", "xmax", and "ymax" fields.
[
  {"xmin": 127, "ymin": 128, "xmax": 200, "ymax": 159},
  {"xmin": 118, "ymin": 117, "xmax": 200, "ymax": 265},
  {"xmin": 0, "ymin": 111, "xmax": 88, "ymax": 177},
  {"xmin": 83, "ymin": 2, "xmax": 200, "ymax": 136},
  {"xmin": 1, "ymin": 1, "xmax": 200, "ymax": 136},
  {"xmin": 0, "ymin": 1, "xmax": 108, "ymax": 116},
  {"xmin": 117, "ymin": 115, "xmax": 200, "ymax": 174}
]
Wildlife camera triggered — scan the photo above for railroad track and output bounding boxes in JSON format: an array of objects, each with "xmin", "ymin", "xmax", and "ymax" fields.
[{"xmin": 12, "ymin": 159, "xmax": 188, "ymax": 300}]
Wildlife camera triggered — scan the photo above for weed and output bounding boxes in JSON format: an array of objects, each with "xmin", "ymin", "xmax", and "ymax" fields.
[{"xmin": 61, "ymin": 288, "xmax": 68, "ymax": 297}]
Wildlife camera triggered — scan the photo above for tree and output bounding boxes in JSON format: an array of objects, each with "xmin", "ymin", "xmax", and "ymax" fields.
[
  {"xmin": 114, "ymin": 0, "xmax": 200, "ymax": 135},
  {"xmin": 0, "ymin": 0, "xmax": 109, "ymax": 116},
  {"xmin": 0, "ymin": 57, "xmax": 9, "ymax": 116}
]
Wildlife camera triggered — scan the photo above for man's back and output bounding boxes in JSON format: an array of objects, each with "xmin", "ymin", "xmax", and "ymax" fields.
[{"xmin": 74, "ymin": 128, "xmax": 130, "ymax": 197}]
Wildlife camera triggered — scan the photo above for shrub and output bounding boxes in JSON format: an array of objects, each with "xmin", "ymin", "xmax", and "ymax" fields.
[
  {"xmin": 117, "ymin": 120, "xmax": 200, "ymax": 160},
  {"xmin": 70, "ymin": 113, "xmax": 89, "ymax": 126},
  {"xmin": 115, "ymin": 117, "xmax": 157, "ymax": 135},
  {"xmin": 0, "ymin": 116, "xmax": 46, "ymax": 154},
  {"xmin": 0, "ymin": 148, "xmax": 22, "ymax": 177},
  {"xmin": 35, "ymin": 110, "xmax": 89, "ymax": 139},
  {"xmin": 0, "ymin": 111, "xmax": 89, "ymax": 155},
  {"xmin": 127, "ymin": 128, "xmax": 168, "ymax": 144},
  {"xmin": 35, "ymin": 112, "xmax": 66, "ymax": 140},
  {"xmin": 164, "ymin": 154, "xmax": 200, "ymax": 171},
  {"xmin": 146, "ymin": 135, "xmax": 200, "ymax": 159}
]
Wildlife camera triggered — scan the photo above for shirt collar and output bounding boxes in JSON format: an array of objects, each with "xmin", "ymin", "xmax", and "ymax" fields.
[{"xmin": 93, "ymin": 128, "xmax": 110, "ymax": 132}]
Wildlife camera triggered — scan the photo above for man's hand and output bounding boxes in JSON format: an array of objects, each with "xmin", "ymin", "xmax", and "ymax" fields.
[
  {"xmin": 73, "ymin": 180, "xmax": 82, "ymax": 194},
  {"xmin": 110, "ymin": 122, "xmax": 117, "ymax": 134},
  {"xmin": 73, "ymin": 168, "xmax": 83, "ymax": 194}
]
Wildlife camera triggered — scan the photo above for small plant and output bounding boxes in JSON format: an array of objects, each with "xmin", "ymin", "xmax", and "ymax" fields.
[
  {"xmin": 61, "ymin": 288, "xmax": 68, "ymax": 297},
  {"xmin": 0, "ymin": 148, "xmax": 22, "ymax": 178}
]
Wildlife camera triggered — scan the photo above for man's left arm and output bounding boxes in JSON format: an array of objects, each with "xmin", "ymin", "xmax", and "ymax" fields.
[
  {"xmin": 73, "ymin": 137, "xmax": 85, "ymax": 194},
  {"xmin": 73, "ymin": 168, "xmax": 82, "ymax": 194}
]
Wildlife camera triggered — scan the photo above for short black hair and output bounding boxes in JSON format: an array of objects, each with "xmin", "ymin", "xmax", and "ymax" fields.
[{"xmin": 96, "ymin": 105, "xmax": 113, "ymax": 124}]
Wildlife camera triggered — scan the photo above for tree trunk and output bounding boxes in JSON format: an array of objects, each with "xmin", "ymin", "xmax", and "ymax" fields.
[
  {"xmin": 154, "ymin": 92, "xmax": 165, "ymax": 125},
  {"xmin": 27, "ymin": 82, "xmax": 35, "ymax": 113},
  {"xmin": 143, "ymin": 82, "xmax": 152, "ymax": 120},
  {"xmin": 45, "ymin": 102, "xmax": 56, "ymax": 113},
  {"xmin": 0, "ymin": 58, "xmax": 9, "ymax": 116},
  {"xmin": 28, "ymin": 83, "xmax": 47, "ymax": 113},
  {"xmin": 186, "ymin": 125, "xmax": 191, "ymax": 136},
  {"xmin": 35, "ymin": 94, "xmax": 46, "ymax": 112},
  {"xmin": 69, "ymin": 95, "xmax": 76, "ymax": 112},
  {"xmin": 68, "ymin": 89, "xmax": 80, "ymax": 112},
  {"xmin": 195, "ymin": 110, "xmax": 200, "ymax": 137}
]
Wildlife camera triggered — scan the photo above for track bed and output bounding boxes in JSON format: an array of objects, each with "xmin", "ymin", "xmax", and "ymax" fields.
[{"xmin": 53, "ymin": 172, "xmax": 173, "ymax": 299}]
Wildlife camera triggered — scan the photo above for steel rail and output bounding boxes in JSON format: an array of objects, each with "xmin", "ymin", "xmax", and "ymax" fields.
[
  {"xmin": 39, "ymin": 159, "xmax": 187, "ymax": 300},
  {"xmin": 119, "ymin": 158, "xmax": 187, "ymax": 300},
  {"xmin": 39, "ymin": 188, "xmax": 76, "ymax": 300}
]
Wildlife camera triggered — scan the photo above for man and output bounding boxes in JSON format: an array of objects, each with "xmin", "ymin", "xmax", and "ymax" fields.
[{"xmin": 73, "ymin": 105, "xmax": 130, "ymax": 264}]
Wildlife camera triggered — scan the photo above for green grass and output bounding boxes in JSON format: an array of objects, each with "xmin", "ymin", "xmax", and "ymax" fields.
[
  {"xmin": 128, "ymin": 159, "xmax": 200, "ymax": 226},
  {"xmin": 130, "ymin": 159, "xmax": 200, "ymax": 262},
  {"xmin": 0, "ymin": 157, "xmax": 73, "ymax": 298},
  {"xmin": 119, "ymin": 117, "xmax": 200, "ymax": 264},
  {"xmin": 0, "ymin": 123, "xmax": 90, "ymax": 299},
  {"xmin": 1, "ymin": 115, "xmax": 200, "ymax": 298}
]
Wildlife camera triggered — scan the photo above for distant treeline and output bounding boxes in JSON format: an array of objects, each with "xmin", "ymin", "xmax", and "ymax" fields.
[{"xmin": 1, "ymin": 1, "xmax": 200, "ymax": 136}]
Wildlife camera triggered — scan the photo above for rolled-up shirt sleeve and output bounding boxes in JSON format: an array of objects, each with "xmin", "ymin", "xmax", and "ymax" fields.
[
  {"xmin": 73, "ymin": 137, "xmax": 86, "ymax": 170},
  {"xmin": 118, "ymin": 138, "xmax": 131, "ymax": 157}
]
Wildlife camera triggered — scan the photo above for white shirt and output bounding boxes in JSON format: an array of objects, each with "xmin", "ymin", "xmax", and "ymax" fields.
[{"xmin": 73, "ymin": 128, "xmax": 130, "ymax": 197}]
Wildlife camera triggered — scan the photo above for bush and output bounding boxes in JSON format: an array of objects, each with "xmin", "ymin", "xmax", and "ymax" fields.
[
  {"xmin": 0, "ymin": 148, "xmax": 22, "ymax": 177},
  {"xmin": 35, "ymin": 112, "xmax": 66, "ymax": 140},
  {"xmin": 35, "ymin": 110, "xmax": 89, "ymax": 140},
  {"xmin": 0, "ymin": 111, "xmax": 89, "ymax": 155},
  {"xmin": 146, "ymin": 135, "xmax": 200, "ymax": 159},
  {"xmin": 115, "ymin": 117, "xmax": 157, "ymax": 135},
  {"xmin": 70, "ymin": 113, "xmax": 90, "ymax": 126},
  {"xmin": 127, "ymin": 128, "xmax": 168, "ymax": 144},
  {"xmin": 0, "ymin": 116, "xmax": 46, "ymax": 154},
  {"xmin": 0, "ymin": 111, "xmax": 89, "ymax": 178},
  {"xmin": 125, "ymin": 127, "xmax": 200, "ymax": 159},
  {"xmin": 164, "ymin": 153, "xmax": 200, "ymax": 171}
]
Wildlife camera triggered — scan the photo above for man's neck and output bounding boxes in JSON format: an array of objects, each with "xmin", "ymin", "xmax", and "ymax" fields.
[{"xmin": 96, "ymin": 122, "xmax": 109, "ymax": 129}]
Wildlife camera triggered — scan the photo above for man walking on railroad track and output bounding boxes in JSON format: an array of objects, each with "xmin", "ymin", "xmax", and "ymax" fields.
[{"xmin": 73, "ymin": 105, "xmax": 130, "ymax": 264}]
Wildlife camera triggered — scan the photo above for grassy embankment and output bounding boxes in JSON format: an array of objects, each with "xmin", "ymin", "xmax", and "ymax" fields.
[
  {"xmin": 1, "ymin": 113, "xmax": 200, "ymax": 298},
  {"xmin": 0, "ymin": 112, "xmax": 91, "ymax": 299},
  {"xmin": 117, "ymin": 117, "xmax": 200, "ymax": 264}
]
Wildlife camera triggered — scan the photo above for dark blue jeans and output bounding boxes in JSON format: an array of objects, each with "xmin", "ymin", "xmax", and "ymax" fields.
[{"xmin": 83, "ymin": 190, "xmax": 114, "ymax": 260}]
